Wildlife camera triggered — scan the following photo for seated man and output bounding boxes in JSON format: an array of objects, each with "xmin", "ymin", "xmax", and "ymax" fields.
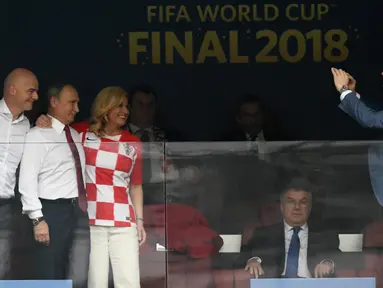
[{"xmin": 240, "ymin": 178, "xmax": 341, "ymax": 278}]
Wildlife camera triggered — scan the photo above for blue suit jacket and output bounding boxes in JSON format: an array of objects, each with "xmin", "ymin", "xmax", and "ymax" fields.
[{"xmin": 339, "ymin": 92, "xmax": 383, "ymax": 206}]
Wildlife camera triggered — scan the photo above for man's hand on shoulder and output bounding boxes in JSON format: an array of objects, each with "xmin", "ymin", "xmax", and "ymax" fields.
[
  {"xmin": 314, "ymin": 260, "xmax": 334, "ymax": 278},
  {"xmin": 36, "ymin": 114, "xmax": 52, "ymax": 128},
  {"xmin": 245, "ymin": 258, "xmax": 264, "ymax": 278}
]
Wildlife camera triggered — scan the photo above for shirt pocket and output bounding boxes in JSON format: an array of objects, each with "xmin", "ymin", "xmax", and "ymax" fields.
[{"xmin": 9, "ymin": 134, "xmax": 26, "ymax": 160}]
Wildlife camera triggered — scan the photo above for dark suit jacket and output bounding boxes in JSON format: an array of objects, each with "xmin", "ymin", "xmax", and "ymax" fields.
[
  {"xmin": 238, "ymin": 222, "xmax": 341, "ymax": 278},
  {"xmin": 220, "ymin": 128, "xmax": 253, "ymax": 142},
  {"xmin": 339, "ymin": 92, "xmax": 383, "ymax": 207},
  {"xmin": 339, "ymin": 91, "xmax": 383, "ymax": 129}
]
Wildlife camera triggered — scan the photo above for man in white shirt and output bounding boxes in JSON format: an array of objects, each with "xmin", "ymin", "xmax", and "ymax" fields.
[
  {"xmin": 0, "ymin": 68, "xmax": 38, "ymax": 278},
  {"xmin": 19, "ymin": 83, "xmax": 87, "ymax": 280},
  {"xmin": 241, "ymin": 178, "xmax": 341, "ymax": 278}
]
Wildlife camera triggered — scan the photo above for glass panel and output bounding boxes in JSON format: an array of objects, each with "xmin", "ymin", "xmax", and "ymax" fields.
[
  {"xmin": 141, "ymin": 141, "xmax": 167, "ymax": 288},
  {"xmin": 164, "ymin": 141, "xmax": 382, "ymax": 287},
  {"xmin": 4, "ymin": 140, "xmax": 383, "ymax": 286},
  {"xmin": 2, "ymin": 140, "xmax": 166, "ymax": 288}
]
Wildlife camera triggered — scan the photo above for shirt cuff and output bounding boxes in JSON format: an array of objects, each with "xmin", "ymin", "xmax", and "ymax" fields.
[
  {"xmin": 248, "ymin": 257, "xmax": 262, "ymax": 264},
  {"xmin": 340, "ymin": 90, "xmax": 360, "ymax": 101},
  {"xmin": 320, "ymin": 259, "xmax": 335, "ymax": 273},
  {"xmin": 28, "ymin": 210, "xmax": 43, "ymax": 219}
]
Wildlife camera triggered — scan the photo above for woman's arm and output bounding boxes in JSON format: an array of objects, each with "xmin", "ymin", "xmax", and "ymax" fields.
[{"xmin": 130, "ymin": 184, "xmax": 143, "ymax": 220}]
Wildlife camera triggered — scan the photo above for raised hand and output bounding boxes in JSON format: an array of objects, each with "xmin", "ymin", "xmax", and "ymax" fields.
[
  {"xmin": 346, "ymin": 73, "xmax": 356, "ymax": 91},
  {"xmin": 331, "ymin": 68, "xmax": 349, "ymax": 92}
]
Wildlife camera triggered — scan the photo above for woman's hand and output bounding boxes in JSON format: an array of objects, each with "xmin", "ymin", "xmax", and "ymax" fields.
[{"xmin": 137, "ymin": 220, "xmax": 146, "ymax": 246}]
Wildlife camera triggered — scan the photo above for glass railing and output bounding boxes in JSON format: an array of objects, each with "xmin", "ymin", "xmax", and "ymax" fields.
[{"xmin": 3, "ymin": 141, "xmax": 383, "ymax": 287}]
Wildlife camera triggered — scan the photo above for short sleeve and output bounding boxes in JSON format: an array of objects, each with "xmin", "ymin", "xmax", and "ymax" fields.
[
  {"xmin": 78, "ymin": 131, "xmax": 87, "ymax": 143},
  {"xmin": 130, "ymin": 140, "xmax": 142, "ymax": 185},
  {"xmin": 71, "ymin": 121, "xmax": 90, "ymax": 134}
]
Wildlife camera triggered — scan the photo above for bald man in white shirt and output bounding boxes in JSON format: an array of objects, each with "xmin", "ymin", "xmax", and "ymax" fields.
[{"xmin": 0, "ymin": 68, "xmax": 38, "ymax": 278}]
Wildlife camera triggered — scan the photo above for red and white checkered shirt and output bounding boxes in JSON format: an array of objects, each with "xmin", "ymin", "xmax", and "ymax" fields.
[{"xmin": 80, "ymin": 130, "xmax": 142, "ymax": 227}]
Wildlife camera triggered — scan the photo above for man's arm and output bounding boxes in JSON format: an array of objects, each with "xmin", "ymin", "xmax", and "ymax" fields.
[
  {"xmin": 238, "ymin": 225, "xmax": 279, "ymax": 266},
  {"xmin": 339, "ymin": 90, "xmax": 383, "ymax": 128},
  {"xmin": 309, "ymin": 230, "xmax": 341, "ymax": 277},
  {"xmin": 19, "ymin": 131, "xmax": 46, "ymax": 219}
]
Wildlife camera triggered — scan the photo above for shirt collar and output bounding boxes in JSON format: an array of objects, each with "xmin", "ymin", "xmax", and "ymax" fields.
[
  {"xmin": 48, "ymin": 114, "xmax": 65, "ymax": 134},
  {"xmin": 128, "ymin": 123, "xmax": 153, "ymax": 133},
  {"xmin": 0, "ymin": 98, "xmax": 25, "ymax": 122},
  {"xmin": 284, "ymin": 221, "xmax": 308, "ymax": 233},
  {"xmin": 246, "ymin": 130, "xmax": 265, "ymax": 141}
]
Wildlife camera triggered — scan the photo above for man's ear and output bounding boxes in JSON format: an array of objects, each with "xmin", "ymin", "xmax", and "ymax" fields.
[
  {"xmin": 9, "ymin": 84, "xmax": 16, "ymax": 96},
  {"xmin": 50, "ymin": 96, "xmax": 58, "ymax": 108}
]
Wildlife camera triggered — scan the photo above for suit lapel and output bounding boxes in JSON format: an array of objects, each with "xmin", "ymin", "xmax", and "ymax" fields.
[
  {"xmin": 277, "ymin": 223, "xmax": 285, "ymax": 276},
  {"xmin": 307, "ymin": 229, "xmax": 322, "ymax": 273}
]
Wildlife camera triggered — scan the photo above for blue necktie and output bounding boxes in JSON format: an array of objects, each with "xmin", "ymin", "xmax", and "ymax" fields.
[{"xmin": 285, "ymin": 227, "xmax": 301, "ymax": 278}]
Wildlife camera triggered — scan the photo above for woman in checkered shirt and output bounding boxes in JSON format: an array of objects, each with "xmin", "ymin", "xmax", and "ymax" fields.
[{"xmin": 82, "ymin": 87, "xmax": 146, "ymax": 288}]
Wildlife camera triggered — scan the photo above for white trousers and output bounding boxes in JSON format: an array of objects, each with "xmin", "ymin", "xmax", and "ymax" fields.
[{"xmin": 88, "ymin": 225, "xmax": 140, "ymax": 288}]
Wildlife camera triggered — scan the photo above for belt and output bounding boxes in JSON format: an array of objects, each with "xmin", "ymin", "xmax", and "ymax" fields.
[
  {"xmin": 0, "ymin": 198, "xmax": 15, "ymax": 205},
  {"xmin": 39, "ymin": 198, "xmax": 78, "ymax": 205}
]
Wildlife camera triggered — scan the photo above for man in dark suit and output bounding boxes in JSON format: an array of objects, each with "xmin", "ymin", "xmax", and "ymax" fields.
[
  {"xmin": 240, "ymin": 178, "xmax": 340, "ymax": 278},
  {"xmin": 331, "ymin": 68, "xmax": 383, "ymax": 206},
  {"xmin": 331, "ymin": 68, "xmax": 376, "ymax": 128},
  {"xmin": 221, "ymin": 94, "xmax": 265, "ymax": 142}
]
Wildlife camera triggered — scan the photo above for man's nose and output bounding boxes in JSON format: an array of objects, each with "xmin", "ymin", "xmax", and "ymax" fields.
[
  {"xmin": 74, "ymin": 104, "xmax": 79, "ymax": 113},
  {"xmin": 33, "ymin": 92, "xmax": 38, "ymax": 100}
]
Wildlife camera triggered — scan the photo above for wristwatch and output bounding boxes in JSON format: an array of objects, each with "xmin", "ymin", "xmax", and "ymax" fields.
[
  {"xmin": 32, "ymin": 217, "xmax": 44, "ymax": 226},
  {"xmin": 339, "ymin": 85, "xmax": 349, "ymax": 94}
]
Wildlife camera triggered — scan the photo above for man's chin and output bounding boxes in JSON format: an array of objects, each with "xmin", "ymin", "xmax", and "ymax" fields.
[{"xmin": 24, "ymin": 104, "xmax": 34, "ymax": 111}]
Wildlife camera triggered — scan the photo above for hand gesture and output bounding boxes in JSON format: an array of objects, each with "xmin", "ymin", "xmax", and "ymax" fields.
[
  {"xmin": 36, "ymin": 114, "xmax": 52, "ymax": 128},
  {"xmin": 137, "ymin": 221, "xmax": 147, "ymax": 246},
  {"xmin": 346, "ymin": 73, "xmax": 356, "ymax": 91},
  {"xmin": 33, "ymin": 220, "xmax": 50, "ymax": 246},
  {"xmin": 331, "ymin": 68, "xmax": 349, "ymax": 92},
  {"xmin": 314, "ymin": 262, "xmax": 334, "ymax": 278},
  {"xmin": 245, "ymin": 260, "xmax": 264, "ymax": 278}
]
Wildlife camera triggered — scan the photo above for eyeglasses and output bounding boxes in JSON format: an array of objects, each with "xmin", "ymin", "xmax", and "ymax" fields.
[{"xmin": 284, "ymin": 199, "xmax": 309, "ymax": 207}]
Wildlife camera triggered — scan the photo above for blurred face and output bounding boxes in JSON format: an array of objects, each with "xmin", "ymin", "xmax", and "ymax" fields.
[
  {"xmin": 236, "ymin": 102, "xmax": 263, "ymax": 135},
  {"xmin": 107, "ymin": 97, "xmax": 129, "ymax": 128},
  {"xmin": 280, "ymin": 190, "xmax": 311, "ymax": 227},
  {"xmin": 51, "ymin": 85, "xmax": 79, "ymax": 125},
  {"xmin": 10, "ymin": 75, "xmax": 39, "ymax": 111},
  {"xmin": 130, "ymin": 91, "xmax": 156, "ymax": 127}
]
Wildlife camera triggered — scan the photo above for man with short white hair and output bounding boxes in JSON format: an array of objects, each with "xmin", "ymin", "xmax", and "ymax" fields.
[{"xmin": 242, "ymin": 179, "xmax": 341, "ymax": 278}]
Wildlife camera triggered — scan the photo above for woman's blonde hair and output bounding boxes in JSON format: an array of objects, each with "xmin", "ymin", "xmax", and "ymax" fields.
[{"xmin": 89, "ymin": 86, "xmax": 128, "ymax": 136}]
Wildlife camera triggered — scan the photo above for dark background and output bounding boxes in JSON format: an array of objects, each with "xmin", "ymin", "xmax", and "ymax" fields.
[{"xmin": 1, "ymin": 0, "xmax": 382, "ymax": 141}]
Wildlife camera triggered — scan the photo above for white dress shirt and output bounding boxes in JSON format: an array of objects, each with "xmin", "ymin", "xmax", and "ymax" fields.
[
  {"xmin": 282, "ymin": 222, "xmax": 311, "ymax": 278},
  {"xmin": 0, "ymin": 98, "xmax": 30, "ymax": 199},
  {"xmin": 128, "ymin": 123, "xmax": 155, "ymax": 142},
  {"xmin": 250, "ymin": 222, "xmax": 311, "ymax": 278},
  {"xmin": 19, "ymin": 116, "xmax": 86, "ymax": 219}
]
